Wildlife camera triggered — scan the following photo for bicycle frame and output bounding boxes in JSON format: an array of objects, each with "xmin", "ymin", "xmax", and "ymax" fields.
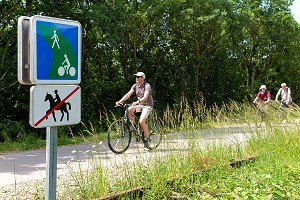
[{"xmin": 122, "ymin": 104, "xmax": 145, "ymax": 140}]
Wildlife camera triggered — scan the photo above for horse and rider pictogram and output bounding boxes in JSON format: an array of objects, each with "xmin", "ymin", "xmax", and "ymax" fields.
[{"xmin": 44, "ymin": 90, "xmax": 71, "ymax": 122}]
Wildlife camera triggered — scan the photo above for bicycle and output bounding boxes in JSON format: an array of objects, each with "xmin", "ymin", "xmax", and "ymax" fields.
[
  {"xmin": 107, "ymin": 103, "xmax": 162, "ymax": 154},
  {"xmin": 275, "ymin": 100, "xmax": 299, "ymax": 123},
  {"xmin": 252, "ymin": 99, "xmax": 268, "ymax": 122}
]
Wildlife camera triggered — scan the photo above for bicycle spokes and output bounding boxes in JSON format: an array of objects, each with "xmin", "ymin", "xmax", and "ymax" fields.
[{"xmin": 107, "ymin": 120, "xmax": 131, "ymax": 154}]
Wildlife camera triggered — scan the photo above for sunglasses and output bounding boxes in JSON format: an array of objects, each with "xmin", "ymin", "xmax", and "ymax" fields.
[{"xmin": 135, "ymin": 76, "xmax": 142, "ymax": 78}]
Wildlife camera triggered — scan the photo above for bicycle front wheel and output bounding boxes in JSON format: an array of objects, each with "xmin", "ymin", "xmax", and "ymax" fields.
[{"xmin": 107, "ymin": 120, "xmax": 132, "ymax": 154}]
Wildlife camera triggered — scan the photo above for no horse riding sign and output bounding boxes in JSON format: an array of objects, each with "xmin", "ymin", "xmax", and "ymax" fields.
[{"xmin": 30, "ymin": 85, "xmax": 81, "ymax": 128}]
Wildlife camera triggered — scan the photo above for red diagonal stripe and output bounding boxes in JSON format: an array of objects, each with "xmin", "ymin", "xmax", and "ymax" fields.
[{"xmin": 34, "ymin": 86, "xmax": 80, "ymax": 127}]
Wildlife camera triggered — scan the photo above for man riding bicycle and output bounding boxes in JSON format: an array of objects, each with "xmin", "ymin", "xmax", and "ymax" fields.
[
  {"xmin": 275, "ymin": 83, "xmax": 292, "ymax": 108},
  {"xmin": 116, "ymin": 72, "xmax": 153, "ymax": 145}
]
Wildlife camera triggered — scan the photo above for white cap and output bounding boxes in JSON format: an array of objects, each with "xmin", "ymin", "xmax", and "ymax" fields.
[
  {"xmin": 281, "ymin": 83, "xmax": 286, "ymax": 87},
  {"xmin": 134, "ymin": 72, "xmax": 145, "ymax": 79},
  {"xmin": 259, "ymin": 85, "xmax": 267, "ymax": 90}
]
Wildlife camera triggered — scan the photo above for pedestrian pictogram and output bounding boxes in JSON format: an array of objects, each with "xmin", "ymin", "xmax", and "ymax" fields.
[
  {"xmin": 30, "ymin": 85, "xmax": 81, "ymax": 128},
  {"xmin": 51, "ymin": 30, "xmax": 60, "ymax": 49}
]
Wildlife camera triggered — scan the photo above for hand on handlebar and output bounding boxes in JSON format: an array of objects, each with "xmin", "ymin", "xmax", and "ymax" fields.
[{"xmin": 132, "ymin": 101, "xmax": 139, "ymax": 106}]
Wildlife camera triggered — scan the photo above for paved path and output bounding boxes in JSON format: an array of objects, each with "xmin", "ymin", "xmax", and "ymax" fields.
[{"xmin": 0, "ymin": 125, "xmax": 252, "ymax": 187}]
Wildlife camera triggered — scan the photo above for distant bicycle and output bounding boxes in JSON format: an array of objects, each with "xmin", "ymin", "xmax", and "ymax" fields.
[
  {"xmin": 276, "ymin": 100, "xmax": 299, "ymax": 122},
  {"xmin": 252, "ymin": 99, "xmax": 268, "ymax": 121},
  {"xmin": 107, "ymin": 103, "xmax": 162, "ymax": 154}
]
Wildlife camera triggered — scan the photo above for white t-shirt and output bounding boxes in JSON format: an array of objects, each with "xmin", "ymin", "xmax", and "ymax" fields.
[{"xmin": 276, "ymin": 87, "xmax": 291, "ymax": 101}]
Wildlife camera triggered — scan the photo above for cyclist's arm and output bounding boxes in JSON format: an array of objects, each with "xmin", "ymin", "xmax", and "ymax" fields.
[
  {"xmin": 287, "ymin": 89, "xmax": 291, "ymax": 102},
  {"xmin": 265, "ymin": 92, "xmax": 271, "ymax": 103},
  {"xmin": 132, "ymin": 90, "xmax": 149, "ymax": 106},
  {"xmin": 116, "ymin": 88, "xmax": 135, "ymax": 106},
  {"xmin": 253, "ymin": 91, "xmax": 260, "ymax": 104},
  {"xmin": 137, "ymin": 90, "xmax": 149, "ymax": 105},
  {"xmin": 253, "ymin": 96, "xmax": 258, "ymax": 104},
  {"xmin": 275, "ymin": 90, "xmax": 280, "ymax": 101}
]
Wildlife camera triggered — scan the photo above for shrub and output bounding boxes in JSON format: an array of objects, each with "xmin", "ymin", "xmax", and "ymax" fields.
[{"xmin": 0, "ymin": 119, "xmax": 27, "ymax": 142}]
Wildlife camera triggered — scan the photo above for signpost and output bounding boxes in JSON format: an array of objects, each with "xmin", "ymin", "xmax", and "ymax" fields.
[
  {"xmin": 45, "ymin": 126, "xmax": 58, "ymax": 200},
  {"xmin": 18, "ymin": 15, "xmax": 82, "ymax": 200}
]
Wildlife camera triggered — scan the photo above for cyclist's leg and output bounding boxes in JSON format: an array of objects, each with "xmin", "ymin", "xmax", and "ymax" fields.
[
  {"xmin": 143, "ymin": 108, "xmax": 162, "ymax": 150},
  {"xmin": 261, "ymin": 102, "xmax": 269, "ymax": 116},
  {"xmin": 284, "ymin": 100, "xmax": 295, "ymax": 120},
  {"xmin": 139, "ymin": 106, "xmax": 152, "ymax": 139},
  {"xmin": 277, "ymin": 100, "xmax": 287, "ymax": 122},
  {"xmin": 286, "ymin": 100, "xmax": 292, "ymax": 108},
  {"xmin": 128, "ymin": 106, "xmax": 137, "ymax": 127}
]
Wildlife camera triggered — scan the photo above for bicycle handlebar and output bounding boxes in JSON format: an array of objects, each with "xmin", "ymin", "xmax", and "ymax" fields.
[{"xmin": 115, "ymin": 102, "xmax": 132, "ymax": 108}]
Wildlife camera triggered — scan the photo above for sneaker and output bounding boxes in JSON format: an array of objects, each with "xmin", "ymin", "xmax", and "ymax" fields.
[{"xmin": 144, "ymin": 138, "xmax": 150, "ymax": 147}]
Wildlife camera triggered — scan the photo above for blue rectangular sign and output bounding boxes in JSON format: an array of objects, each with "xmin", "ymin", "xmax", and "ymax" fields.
[{"xmin": 30, "ymin": 16, "xmax": 82, "ymax": 84}]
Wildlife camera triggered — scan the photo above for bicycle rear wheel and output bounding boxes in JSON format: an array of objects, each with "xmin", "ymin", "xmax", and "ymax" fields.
[
  {"xmin": 107, "ymin": 119, "xmax": 132, "ymax": 154},
  {"xmin": 144, "ymin": 113, "xmax": 162, "ymax": 150}
]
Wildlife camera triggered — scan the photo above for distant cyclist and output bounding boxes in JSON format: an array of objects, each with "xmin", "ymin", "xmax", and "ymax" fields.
[
  {"xmin": 116, "ymin": 72, "xmax": 153, "ymax": 145},
  {"xmin": 275, "ymin": 83, "xmax": 292, "ymax": 108},
  {"xmin": 253, "ymin": 85, "xmax": 271, "ymax": 119},
  {"xmin": 253, "ymin": 85, "xmax": 271, "ymax": 105}
]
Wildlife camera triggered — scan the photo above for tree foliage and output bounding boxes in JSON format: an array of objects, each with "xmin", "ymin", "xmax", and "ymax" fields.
[{"xmin": 0, "ymin": 0, "xmax": 300, "ymax": 141}]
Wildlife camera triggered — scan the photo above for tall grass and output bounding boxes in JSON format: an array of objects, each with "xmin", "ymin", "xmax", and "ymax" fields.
[
  {"xmin": 58, "ymin": 98, "xmax": 300, "ymax": 199},
  {"xmin": 59, "ymin": 142, "xmax": 109, "ymax": 199},
  {"xmin": 161, "ymin": 98, "xmax": 255, "ymax": 131}
]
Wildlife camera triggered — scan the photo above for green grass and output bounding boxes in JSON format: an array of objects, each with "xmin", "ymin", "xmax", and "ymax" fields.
[
  {"xmin": 3, "ymin": 99, "xmax": 300, "ymax": 199},
  {"xmin": 0, "ymin": 133, "xmax": 100, "ymax": 153},
  {"xmin": 172, "ymin": 130, "xmax": 300, "ymax": 199},
  {"xmin": 96, "ymin": 127, "xmax": 300, "ymax": 199},
  {"xmin": 0, "ymin": 121, "xmax": 108, "ymax": 153},
  {"xmin": 60, "ymin": 100, "xmax": 300, "ymax": 199},
  {"xmin": 0, "ymin": 135, "xmax": 46, "ymax": 152}
]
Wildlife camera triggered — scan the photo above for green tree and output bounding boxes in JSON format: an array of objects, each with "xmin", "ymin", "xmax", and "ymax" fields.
[{"xmin": 224, "ymin": 0, "xmax": 300, "ymax": 99}]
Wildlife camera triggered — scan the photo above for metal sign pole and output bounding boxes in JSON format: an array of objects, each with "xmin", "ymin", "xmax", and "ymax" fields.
[{"xmin": 45, "ymin": 126, "xmax": 58, "ymax": 200}]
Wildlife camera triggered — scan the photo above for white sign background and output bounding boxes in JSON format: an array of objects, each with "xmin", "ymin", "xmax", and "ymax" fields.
[{"xmin": 30, "ymin": 85, "xmax": 81, "ymax": 128}]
